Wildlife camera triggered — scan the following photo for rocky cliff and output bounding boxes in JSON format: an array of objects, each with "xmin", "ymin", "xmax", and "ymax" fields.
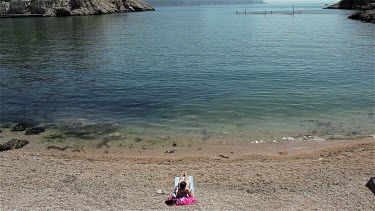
[
  {"xmin": 31, "ymin": 0, "xmax": 154, "ymax": 16},
  {"xmin": 326, "ymin": 0, "xmax": 375, "ymax": 23},
  {"xmin": 326, "ymin": 0, "xmax": 374, "ymax": 9}
]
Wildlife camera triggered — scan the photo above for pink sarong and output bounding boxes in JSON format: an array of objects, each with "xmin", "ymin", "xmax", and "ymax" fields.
[{"xmin": 175, "ymin": 197, "xmax": 197, "ymax": 206}]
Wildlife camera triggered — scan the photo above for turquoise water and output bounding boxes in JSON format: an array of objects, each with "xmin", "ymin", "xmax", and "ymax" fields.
[{"xmin": 0, "ymin": 4, "xmax": 374, "ymax": 141}]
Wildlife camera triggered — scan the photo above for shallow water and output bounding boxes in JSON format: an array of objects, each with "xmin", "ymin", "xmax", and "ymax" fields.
[{"xmin": 0, "ymin": 3, "xmax": 374, "ymax": 142}]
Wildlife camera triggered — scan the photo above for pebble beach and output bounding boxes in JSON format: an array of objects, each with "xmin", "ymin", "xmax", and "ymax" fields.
[{"xmin": 0, "ymin": 135, "xmax": 374, "ymax": 210}]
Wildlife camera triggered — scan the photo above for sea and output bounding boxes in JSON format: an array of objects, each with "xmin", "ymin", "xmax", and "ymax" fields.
[{"xmin": 0, "ymin": 3, "xmax": 374, "ymax": 143}]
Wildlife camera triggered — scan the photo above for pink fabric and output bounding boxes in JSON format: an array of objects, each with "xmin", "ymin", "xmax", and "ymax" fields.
[{"xmin": 175, "ymin": 197, "xmax": 197, "ymax": 206}]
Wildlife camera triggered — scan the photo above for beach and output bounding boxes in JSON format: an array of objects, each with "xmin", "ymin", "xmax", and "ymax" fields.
[
  {"xmin": 0, "ymin": 137, "xmax": 374, "ymax": 210},
  {"xmin": 1, "ymin": 3, "xmax": 374, "ymax": 210}
]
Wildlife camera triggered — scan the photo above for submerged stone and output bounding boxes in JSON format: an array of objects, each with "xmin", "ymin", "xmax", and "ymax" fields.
[
  {"xmin": 97, "ymin": 138, "xmax": 111, "ymax": 148},
  {"xmin": 59, "ymin": 122, "xmax": 119, "ymax": 140},
  {"xmin": 11, "ymin": 122, "xmax": 33, "ymax": 132},
  {"xmin": 25, "ymin": 127, "xmax": 46, "ymax": 135},
  {"xmin": 0, "ymin": 139, "xmax": 29, "ymax": 151}
]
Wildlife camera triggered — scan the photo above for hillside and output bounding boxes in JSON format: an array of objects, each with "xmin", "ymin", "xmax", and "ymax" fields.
[
  {"xmin": 6, "ymin": 0, "xmax": 154, "ymax": 16},
  {"xmin": 326, "ymin": 0, "xmax": 375, "ymax": 23}
]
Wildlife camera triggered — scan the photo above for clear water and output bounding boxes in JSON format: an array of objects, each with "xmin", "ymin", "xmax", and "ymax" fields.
[{"xmin": 0, "ymin": 3, "xmax": 374, "ymax": 142}]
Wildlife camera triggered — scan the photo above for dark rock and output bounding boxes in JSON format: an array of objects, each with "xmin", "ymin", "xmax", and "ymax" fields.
[
  {"xmin": 278, "ymin": 151, "xmax": 289, "ymax": 156},
  {"xmin": 365, "ymin": 177, "xmax": 375, "ymax": 195},
  {"xmin": 0, "ymin": 130, "xmax": 2, "ymax": 133},
  {"xmin": 349, "ymin": 8, "xmax": 375, "ymax": 23},
  {"xmin": 325, "ymin": 1, "xmax": 375, "ymax": 23},
  {"xmin": 11, "ymin": 122, "xmax": 36, "ymax": 132},
  {"xmin": 46, "ymin": 145, "xmax": 70, "ymax": 151},
  {"xmin": 350, "ymin": 131, "xmax": 359, "ymax": 135},
  {"xmin": 325, "ymin": 0, "xmax": 374, "ymax": 9},
  {"xmin": 0, "ymin": 139, "xmax": 29, "ymax": 151},
  {"xmin": 219, "ymin": 154, "xmax": 229, "ymax": 159},
  {"xmin": 135, "ymin": 137, "xmax": 143, "ymax": 142},
  {"xmin": 25, "ymin": 127, "xmax": 46, "ymax": 135}
]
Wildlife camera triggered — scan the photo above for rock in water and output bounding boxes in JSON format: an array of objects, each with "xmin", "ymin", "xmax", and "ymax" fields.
[
  {"xmin": 25, "ymin": 127, "xmax": 46, "ymax": 135},
  {"xmin": 325, "ymin": 0, "xmax": 375, "ymax": 23},
  {"xmin": 11, "ymin": 122, "xmax": 34, "ymax": 132},
  {"xmin": 348, "ymin": 3, "xmax": 375, "ymax": 23},
  {"xmin": 0, "ymin": 139, "xmax": 29, "ymax": 151}
]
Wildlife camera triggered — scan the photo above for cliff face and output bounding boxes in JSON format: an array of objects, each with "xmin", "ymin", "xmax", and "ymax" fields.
[
  {"xmin": 326, "ymin": 0, "xmax": 375, "ymax": 23},
  {"xmin": 326, "ymin": 0, "xmax": 375, "ymax": 9},
  {"xmin": 31, "ymin": 0, "xmax": 154, "ymax": 16},
  {"xmin": 348, "ymin": 3, "xmax": 375, "ymax": 23}
]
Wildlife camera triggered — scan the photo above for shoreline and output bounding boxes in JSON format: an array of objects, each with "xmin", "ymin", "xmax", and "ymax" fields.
[
  {"xmin": 1, "ymin": 122, "xmax": 373, "ymax": 158},
  {"xmin": 1, "ymin": 123, "xmax": 373, "ymax": 159}
]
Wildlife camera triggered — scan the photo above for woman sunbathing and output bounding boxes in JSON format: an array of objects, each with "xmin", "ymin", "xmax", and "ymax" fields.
[
  {"xmin": 175, "ymin": 171, "xmax": 193, "ymax": 198},
  {"xmin": 165, "ymin": 171, "xmax": 196, "ymax": 206}
]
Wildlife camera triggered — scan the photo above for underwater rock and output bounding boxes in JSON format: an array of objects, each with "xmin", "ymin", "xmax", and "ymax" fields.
[
  {"xmin": 25, "ymin": 127, "xmax": 46, "ymax": 135},
  {"xmin": 59, "ymin": 122, "xmax": 119, "ymax": 140},
  {"xmin": 97, "ymin": 138, "xmax": 111, "ymax": 148},
  {"xmin": 11, "ymin": 122, "xmax": 36, "ymax": 132},
  {"xmin": 0, "ymin": 139, "xmax": 29, "ymax": 151},
  {"xmin": 135, "ymin": 137, "xmax": 143, "ymax": 142}
]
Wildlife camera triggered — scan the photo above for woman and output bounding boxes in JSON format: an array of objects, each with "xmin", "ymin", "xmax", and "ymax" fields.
[
  {"xmin": 175, "ymin": 171, "xmax": 193, "ymax": 198},
  {"xmin": 165, "ymin": 171, "xmax": 196, "ymax": 206}
]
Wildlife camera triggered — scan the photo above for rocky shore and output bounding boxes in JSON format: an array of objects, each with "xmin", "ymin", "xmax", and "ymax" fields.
[
  {"xmin": 52, "ymin": 0, "xmax": 154, "ymax": 16},
  {"xmin": 6, "ymin": 0, "xmax": 154, "ymax": 17},
  {"xmin": 326, "ymin": 0, "xmax": 375, "ymax": 23}
]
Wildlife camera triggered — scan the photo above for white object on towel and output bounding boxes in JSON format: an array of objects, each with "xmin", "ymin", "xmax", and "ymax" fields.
[{"xmin": 174, "ymin": 176, "xmax": 194, "ymax": 194}]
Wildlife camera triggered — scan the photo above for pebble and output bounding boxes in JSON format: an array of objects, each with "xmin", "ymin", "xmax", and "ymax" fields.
[{"xmin": 219, "ymin": 154, "xmax": 229, "ymax": 159}]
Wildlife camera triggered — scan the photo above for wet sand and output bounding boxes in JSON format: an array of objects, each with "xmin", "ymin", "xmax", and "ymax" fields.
[{"xmin": 0, "ymin": 136, "xmax": 374, "ymax": 210}]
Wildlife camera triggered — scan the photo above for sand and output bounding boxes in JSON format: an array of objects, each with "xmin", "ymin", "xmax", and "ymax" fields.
[{"xmin": 0, "ymin": 137, "xmax": 374, "ymax": 210}]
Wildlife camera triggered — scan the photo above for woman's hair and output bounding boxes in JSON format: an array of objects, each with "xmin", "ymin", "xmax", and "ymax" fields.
[
  {"xmin": 179, "ymin": 181, "xmax": 187, "ymax": 189},
  {"xmin": 165, "ymin": 198, "xmax": 176, "ymax": 206}
]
